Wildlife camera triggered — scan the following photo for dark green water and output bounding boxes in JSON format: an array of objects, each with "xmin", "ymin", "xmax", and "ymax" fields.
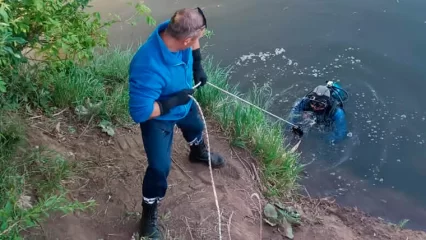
[{"xmin": 94, "ymin": 0, "xmax": 426, "ymax": 230}]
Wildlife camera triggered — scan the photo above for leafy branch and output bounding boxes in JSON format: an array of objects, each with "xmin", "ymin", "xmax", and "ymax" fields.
[{"xmin": 0, "ymin": 0, "xmax": 155, "ymax": 94}]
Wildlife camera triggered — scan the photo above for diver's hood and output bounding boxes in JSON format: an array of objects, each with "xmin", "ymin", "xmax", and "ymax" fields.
[
  {"xmin": 312, "ymin": 85, "xmax": 331, "ymax": 98},
  {"xmin": 307, "ymin": 85, "xmax": 331, "ymax": 104}
]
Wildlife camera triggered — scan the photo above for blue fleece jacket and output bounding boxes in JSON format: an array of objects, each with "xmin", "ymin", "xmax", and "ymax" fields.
[
  {"xmin": 291, "ymin": 98, "xmax": 348, "ymax": 142},
  {"xmin": 128, "ymin": 20, "xmax": 194, "ymax": 123}
]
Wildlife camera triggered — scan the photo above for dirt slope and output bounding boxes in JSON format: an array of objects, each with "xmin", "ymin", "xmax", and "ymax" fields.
[{"xmin": 27, "ymin": 114, "xmax": 426, "ymax": 240}]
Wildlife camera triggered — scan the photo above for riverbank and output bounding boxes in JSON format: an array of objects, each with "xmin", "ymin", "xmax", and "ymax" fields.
[
  {"xmin": 19, "ymin": 112, "xmax": 426, "ymax": 240},
  {"xmin": 1, "ymin": 47, "xmax": 426, "ymax": 239}
]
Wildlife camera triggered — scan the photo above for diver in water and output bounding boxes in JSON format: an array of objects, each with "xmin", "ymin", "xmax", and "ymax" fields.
[{"xmin": 290, "ymin": 81, "xmax": 349, "ymax": 143}]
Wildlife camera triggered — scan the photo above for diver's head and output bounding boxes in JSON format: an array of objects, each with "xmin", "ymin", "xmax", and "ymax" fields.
[{"xmin": 308, "ymin": 85, "xmax": 331, "ymax": 112}]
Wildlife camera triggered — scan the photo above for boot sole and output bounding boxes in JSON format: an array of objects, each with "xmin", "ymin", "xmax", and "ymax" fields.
[{"xmin": 135, "ymin": 232, "xmax": 161, "ymax": 240}]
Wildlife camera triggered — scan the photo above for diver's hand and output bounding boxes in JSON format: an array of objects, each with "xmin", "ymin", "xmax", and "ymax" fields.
[{"xmin": 291, "ymin": 125, "xmax": 304, "ymax": 137}]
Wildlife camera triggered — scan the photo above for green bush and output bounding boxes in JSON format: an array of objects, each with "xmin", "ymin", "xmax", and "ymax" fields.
[{"xmin": 0, "ymin": 0, "xmax": 154, "ymax": 95}]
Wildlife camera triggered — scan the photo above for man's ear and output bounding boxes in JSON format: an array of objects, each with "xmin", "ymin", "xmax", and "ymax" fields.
[{"xmin": 183, "ymin": 38, "xmax": 192, "ymax": 47}]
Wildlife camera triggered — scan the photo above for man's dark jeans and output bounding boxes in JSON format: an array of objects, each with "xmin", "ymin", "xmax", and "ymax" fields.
[{"xmin": 140, "ymin": 101, "xmax": 204, "ymax": 203}]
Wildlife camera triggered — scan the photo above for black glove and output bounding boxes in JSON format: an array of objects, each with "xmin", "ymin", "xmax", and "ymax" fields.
[
  {"xmin": 291, "ymin": 125, "xmax": 304, "ymax": 137},
  {"xmin": 157, "ymin": 89, "xmax": 194, "ymax": 115},
  {"xmin": 192, "ymin": 48, "xmax": 208, "ymax": 87}
]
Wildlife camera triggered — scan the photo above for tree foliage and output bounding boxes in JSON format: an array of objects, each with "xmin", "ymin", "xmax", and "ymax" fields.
[{"xmin": 0, "ymin": 0, "xmax": 155, "ymax": 94}]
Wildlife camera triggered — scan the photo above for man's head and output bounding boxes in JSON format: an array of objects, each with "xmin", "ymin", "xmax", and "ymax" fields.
[
  {"xmin": 164, "ymin": 8, "xmax": 207, "ymax": 50},
  {"xmin": 308, "ymin": 85, "xmax": 331, "ymax": 112}
]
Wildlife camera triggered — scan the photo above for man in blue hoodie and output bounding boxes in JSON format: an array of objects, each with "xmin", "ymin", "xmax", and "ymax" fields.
[{"xmin": 128, "ymin": 8, "xmax": 225, "ymax": 239}]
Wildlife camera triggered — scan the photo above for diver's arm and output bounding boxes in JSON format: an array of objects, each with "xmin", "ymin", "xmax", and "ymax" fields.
[
  {"xmin": 289, "ymin": 98, "xmax": 307, "ymax": 124},
  {"xmin": 327, "ymin": 108, "xmax": 348, "ymax": 143}
]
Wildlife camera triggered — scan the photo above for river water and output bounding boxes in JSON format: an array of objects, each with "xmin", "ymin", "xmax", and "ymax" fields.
[{"xmin": 92, "ymin": 0, "xmax": 426, "ymax": 230}]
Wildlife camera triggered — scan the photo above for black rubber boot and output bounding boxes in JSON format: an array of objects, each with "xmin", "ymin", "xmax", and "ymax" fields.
[
  {"xmin": 189, "ymin": 140, "xmax": 225, "ymax": 168},
  {"xmin": 139, "ymin": 201, "xmax": 161, "ymax": 239}
]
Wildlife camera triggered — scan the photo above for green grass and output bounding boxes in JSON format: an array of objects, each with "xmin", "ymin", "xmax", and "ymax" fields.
[
  {"xmin": 1, "ymin": 47, "xmax": 133, "ymax": 125},
  {"xmin": 398, "ymin": 219, "xmax": 410, "ymax": 229},
  {"xmin": 195, "ymin": 58, "xmax": 302, "ymax": 195},
  {"xmin": 47, "ymin": 48, "xmax": 133, "ymax": 123},
  {"xmin": 0, "ymin": 113, "xmax": 95, "ymax": 238}
]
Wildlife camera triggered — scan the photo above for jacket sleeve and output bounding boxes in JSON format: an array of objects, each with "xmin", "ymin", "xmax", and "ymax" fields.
[
  {"xmin": 327, "ymin": 108, "xmax": 347, "ymax": 142},
  {"xmin": 289, "ymin": 98, "xmax": 307, "ymax": 124},
  {"xmin": 128, "ymin": 67, "xmax": 164, "ymax": 123}
]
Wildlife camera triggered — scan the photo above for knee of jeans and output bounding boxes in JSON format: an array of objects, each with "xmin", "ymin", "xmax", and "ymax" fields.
[{"xmin": 147, "ymin": 161, "xmax": 171, "ymax": 176}]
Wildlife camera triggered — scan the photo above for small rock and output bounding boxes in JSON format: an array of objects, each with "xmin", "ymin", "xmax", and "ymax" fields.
[
  {"xmin": 17, "ymin": 194, "xmax": 32, "ymax": 210},
  {"xmin": 264, "ymin": 203, "xmax": 278, "ymax": 226},
  {"xmin": 55, "ymin": 122, "xmax": 61, "ymax": 133},
  {"xmin": 283, "ymin": 218, "xmax": 294, "ymax": 239},
  {"xmin": 66, "ymin": 152, "xmax": 76, "ymax": 160}
]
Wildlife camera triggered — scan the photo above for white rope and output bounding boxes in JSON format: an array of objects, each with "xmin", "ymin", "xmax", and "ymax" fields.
[
  {"xmin": 189, "ymin": 94, "xmax": 222, "ymax": 240},
  {"xmin": 205, "ymin": 82, "xmax": 298, "ymax": 128}
]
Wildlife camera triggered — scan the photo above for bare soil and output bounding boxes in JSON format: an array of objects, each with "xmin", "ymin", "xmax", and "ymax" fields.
[{"xmin": 26, "ymin": 113, "xmax": 426, "ymax": 240}]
